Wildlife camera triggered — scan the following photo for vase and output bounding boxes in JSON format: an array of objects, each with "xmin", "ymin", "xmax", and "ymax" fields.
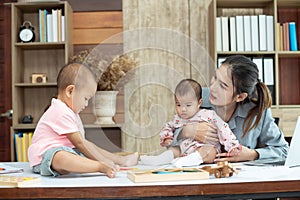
[{"xmin": 94, "ymin": 91, "xmax": 119, "ymax": 124}]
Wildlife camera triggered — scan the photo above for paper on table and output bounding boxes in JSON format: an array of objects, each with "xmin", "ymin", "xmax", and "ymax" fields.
[
  {"xmin": 0, "ymin": 163, "xmax": 24, "ymax": 174},
  {"xmin": 239, "ymin": 165, "xmax": 291, "ymax": 180}
]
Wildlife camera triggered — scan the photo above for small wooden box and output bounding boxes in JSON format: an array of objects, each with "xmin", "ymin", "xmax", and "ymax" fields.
[
  {"xmin": 0, "ymin": 175, "xmax": 40, "ymax": 187},
  {"xmin": 127, "ymin": 168, "xmax": 209, "ymax": 183}
]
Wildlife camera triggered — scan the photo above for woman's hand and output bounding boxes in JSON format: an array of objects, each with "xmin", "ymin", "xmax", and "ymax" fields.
[
  {"xmin": 214, "ymin": 145, "xmax": 259, "ymax": 162},
  {"xmin": 180, "ymin": 122, "xmax": 218, "ymax": 145}
]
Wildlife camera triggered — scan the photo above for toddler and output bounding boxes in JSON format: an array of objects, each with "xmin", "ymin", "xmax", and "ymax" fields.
[{"xmin": 28, "ymin": 63, "xmax": 138, "ymax": 178}]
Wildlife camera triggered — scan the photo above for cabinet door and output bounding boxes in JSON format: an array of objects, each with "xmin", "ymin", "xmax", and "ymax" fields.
[{"xmin": 0, "ymin": 0, "xmax": 12, "ymax": 161}]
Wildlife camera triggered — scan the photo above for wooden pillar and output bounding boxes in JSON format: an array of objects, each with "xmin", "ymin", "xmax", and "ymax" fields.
[{"xmin": 122, "ymin": 0, "xmax": 214, "ymax": 154}]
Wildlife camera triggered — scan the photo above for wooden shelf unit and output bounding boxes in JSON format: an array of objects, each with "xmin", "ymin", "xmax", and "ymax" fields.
[
  {"xmin": 10, "ymin": 1, "xmax": 73, "ymax": 161},
  {"xmin": 215, "ymin": 0, "xmax": 300, "ymax": 137}
]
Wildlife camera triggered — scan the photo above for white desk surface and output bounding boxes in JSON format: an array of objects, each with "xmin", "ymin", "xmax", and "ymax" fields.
[{"xmin": 1, "ymin": 162, "xmax": 300, "ymax": 188}]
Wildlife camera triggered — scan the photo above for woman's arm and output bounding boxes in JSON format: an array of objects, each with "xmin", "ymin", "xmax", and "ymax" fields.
[
  {"xmin": 178, "ymin": 122, "xmax": 219, "ymax": 145},
  {"xmin": 254, "ymin": 108, "xmax": 289, "ymax": 159},
  {"xmin": 215, "ymin": 108, "xmax": 289, "ymax": 162},
  {"xmin": 215, "ymin": 145, "xmax": 258, "ymax": 162}
]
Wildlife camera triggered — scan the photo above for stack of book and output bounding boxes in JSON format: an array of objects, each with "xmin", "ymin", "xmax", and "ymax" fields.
[
  {"xmin": 14, "ymin": 132, "xmax": 33, "ymax": 162},
  {"xmin": 276, "ymin": 21, "xmax": 298, "ymax": 51},
  {"xmin": 216, "ymin": 15, "xmax": 274, "ymax": 52},
  {"xmin": 39, "ymin": 8, "xmax": 65, "ymax": 43}
]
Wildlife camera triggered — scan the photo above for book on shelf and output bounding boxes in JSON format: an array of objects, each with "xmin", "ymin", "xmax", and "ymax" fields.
[
  {"xmin": 221, "ymin": 16, "xmax": 229, "ymax": 51},
  {"xmin": 46, "ymin": 14, "xmax": 53, "ymax": 42},
  {"xmin": 289, "ymin": 22, "xmax": 298, "ymax": 51},
  {"xmin": 263, "ymin": 57, "xmax": 275, "ymax": 104},
  {"xmin": 38, "ymin": 9, "xmax": 43, "ymax": 42},
  {"xmin": 21, "ymin": 133, "xmax": 29, "ymax": 162},
  {"xmin": 251, "ymin": 57, "xmax": 275, "ymax": 104},
  {"xmin": 14, "ymin": 132, "xmax": 33, "ymax": 162},
  {"xmin": 15, "ymin": 133, "xmax": 22, "ymax": 162},
  {"xmin": 61, "ymin": 15, "xmax": 65, "ymax": 42},
  {"xmin": 52, "ymin": 9, "xmax": 58, "ymax": 42},
  {"xmin": 229, "ymin": 17, "xmax": 236, "ymax": 51},
  {"xmin": 243, "ymin": 15, "xmax": 251, "ymax": 51},
  {"xmin": 37, "ymin": 8, "xmax": 64, "ymax": 43},
  {"xmin": 218, "ymin": 14, "xmax": 275, "ymax": 53},
  {"xmin": 275, "ymin": 22, "xmax": 283, "ymax": 51},
  {"xmin": 57, "ymin": 9, "xmax": 62, "ymax": 42},
  {"xmin": 266, "ymin": 16, "xmax": 274, "ymax": 51},
  {"xmin": 263, "ymin": 57, "xmax": 274, "ymax": 86},
  {"xmin": 236, "ymin": 15, "xmax": 244, "ymax": 51},
  {"xmin": 250, "ymin": 15, "xmax": 259, "ymax": 51},
  {"xmin": 216, "ymin": 17, "xmax": 222, "ymax": 51},
  {"xmin": 39, "ymin": 9, "xmax": 48, "ymax": 42},
  {"xmin": 283, "ymin": 22, "xmax": 290, "ymax": 51},
  {"xmin": 258, "ymin": 15, "xmax": 267, "ymax": 51},
  {"xmin": 252, "ymin": 57, "xmax": 264, "ymax": 82}
]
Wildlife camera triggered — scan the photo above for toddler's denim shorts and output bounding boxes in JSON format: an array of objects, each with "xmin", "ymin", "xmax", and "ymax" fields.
[{"xmin": 32, "ymin": 146, "xmax": 82, "ymax": 177}]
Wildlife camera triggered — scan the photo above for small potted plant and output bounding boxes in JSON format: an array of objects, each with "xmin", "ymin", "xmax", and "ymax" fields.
[{"xmin": 70, "ymin": 48, "xmax": 138, "ymax": 124}]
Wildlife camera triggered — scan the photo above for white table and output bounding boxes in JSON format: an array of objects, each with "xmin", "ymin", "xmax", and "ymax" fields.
[{"xmin": 1, "ymin": 162, "xmax": 300, "ymax": 199}]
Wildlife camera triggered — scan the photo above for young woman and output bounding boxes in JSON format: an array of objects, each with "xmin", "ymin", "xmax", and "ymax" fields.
[{"xmin": 179, "ymin": 55, "xmax": 289, "ymax": 162}]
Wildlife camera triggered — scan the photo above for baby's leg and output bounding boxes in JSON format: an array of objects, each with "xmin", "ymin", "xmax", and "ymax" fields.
[
  {"xmin": 115, "ymin": 152, "xmax": 139, "ymax": 167},
  {"xmin": 51, "ymin": 151, "xmax": 117, "ymax": 178},
  {"xmin": 89, "ymin": 142, "xmax": 138, "ymax": 167},
  {"xmin": 140, "ymin": 147, "xmax": 180, "ymax": 166},
  {"xmin": 171, "ymin": 149, "xmax": 203, "ymax": 167},
  {"xmin": 172, "ymin": 145, "xmax": 217, "ymax": 167},
  {"xmin": 197, "ymin": 145, "xmax": 217, "ymax": 163},
  {"xmin": 168, "ymin": 146, "xmax": 181, "ymax": 158}
]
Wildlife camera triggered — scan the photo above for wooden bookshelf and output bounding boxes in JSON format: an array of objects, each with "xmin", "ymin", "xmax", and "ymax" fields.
[
  {"xmin": 215, "ymin": 0, "xmax": 300, "ymax": 137},
  {"xmin": 10, "ymin": 1, "xmax": 73, "ymax": 161}
]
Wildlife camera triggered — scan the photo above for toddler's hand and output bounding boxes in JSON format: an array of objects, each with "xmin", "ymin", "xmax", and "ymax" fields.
[
  {"xmin": 101, "ymin": 162, "xmax": 118, "ymax": 178},
  {"xmin": 106, "ymin": 167, "xmax": 117, "ymax": 178}
]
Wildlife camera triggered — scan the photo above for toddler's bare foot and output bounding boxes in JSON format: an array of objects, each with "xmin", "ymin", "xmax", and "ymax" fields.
[{"xmin": 118, "ymin": 152, "xmax": 139, "ymax": 167}]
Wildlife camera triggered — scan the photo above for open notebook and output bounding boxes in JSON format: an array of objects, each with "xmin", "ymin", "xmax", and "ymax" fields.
[{"xmin": 244, "ymin": 116, "xmax": 300, "ymax": 167}]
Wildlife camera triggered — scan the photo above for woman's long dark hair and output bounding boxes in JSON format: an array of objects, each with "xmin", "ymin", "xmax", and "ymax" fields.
[{"xmin": 222, "ymin": 55, "xmax": 272, "ymax": 136}]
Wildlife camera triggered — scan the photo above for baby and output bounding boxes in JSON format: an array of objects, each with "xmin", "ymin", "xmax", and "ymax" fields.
[{"xmin": 140, "ymin": 78, "xmax": 241, "ymax": 167}]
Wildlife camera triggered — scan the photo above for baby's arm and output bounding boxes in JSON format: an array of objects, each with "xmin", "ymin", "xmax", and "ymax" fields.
[{"xmin": 159, "ymin": 121, "xmax": 176, "ymax": 147}]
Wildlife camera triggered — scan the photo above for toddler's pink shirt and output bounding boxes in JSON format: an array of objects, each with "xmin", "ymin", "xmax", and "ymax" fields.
[{"xmin": 28, "ymin": 98, "xmax": 84, "ymax": 168}]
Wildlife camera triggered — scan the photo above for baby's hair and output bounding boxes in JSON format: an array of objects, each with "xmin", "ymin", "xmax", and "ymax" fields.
[
  {"xmin": 57, "ymin": 62, "xmax": 96, "ymax": 92},
  {"xmin": 175, "ymin": 79, "xmax": 202, "ymax": 101}
]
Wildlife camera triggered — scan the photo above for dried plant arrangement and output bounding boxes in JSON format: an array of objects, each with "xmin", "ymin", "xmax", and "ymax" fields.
[{"xmin": 69, "ymin": 49, "xmax": 138, "ymax": 91}]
